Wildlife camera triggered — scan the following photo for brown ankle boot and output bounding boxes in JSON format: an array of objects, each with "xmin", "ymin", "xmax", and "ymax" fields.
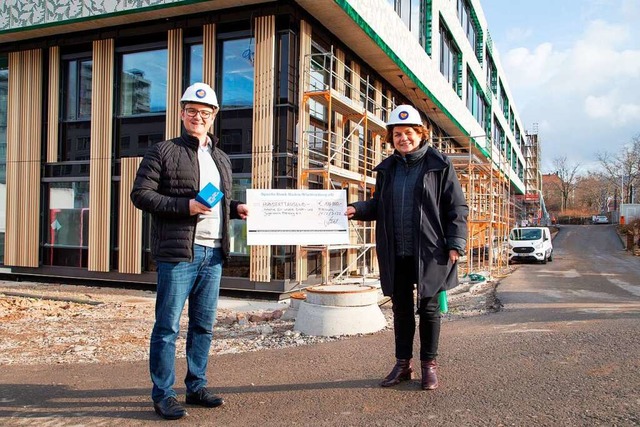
[
  {"xmin": 421, "ymin": 359, "xmax": 438, "ymax": 390},
  {"xmin": 380, "ymin": 359, "xmax": 413, "ymax": 387}
]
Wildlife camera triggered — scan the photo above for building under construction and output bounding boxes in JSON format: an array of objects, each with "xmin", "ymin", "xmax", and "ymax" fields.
[{"xmin": 0, "ymin": 0, "xmax": 541, "ymax": 295}]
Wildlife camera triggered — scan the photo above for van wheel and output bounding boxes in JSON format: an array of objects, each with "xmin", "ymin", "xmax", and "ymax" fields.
[
  {"xmin": 548, "ymin": 253, "xmax": 553, "ymax": 262},
  {"xmin": 541, "ymin": 256, "xmax": 547, "ymax": 264}
]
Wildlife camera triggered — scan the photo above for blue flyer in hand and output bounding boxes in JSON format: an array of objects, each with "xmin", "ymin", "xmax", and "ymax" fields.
[{"xmin": 196, "ymin": 182, "xmax": 224, "ymax": 208}]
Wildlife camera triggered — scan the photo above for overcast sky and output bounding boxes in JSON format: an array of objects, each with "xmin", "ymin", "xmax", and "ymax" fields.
[{"xmin": 480, "ymin": 0, "xmax": 640, "ymax": 172}]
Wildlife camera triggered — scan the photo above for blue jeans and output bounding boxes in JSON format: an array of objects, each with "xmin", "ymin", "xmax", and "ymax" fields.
[{"xmin": 150, "ymin": 245, "xmax": 222, "ymax": 403}]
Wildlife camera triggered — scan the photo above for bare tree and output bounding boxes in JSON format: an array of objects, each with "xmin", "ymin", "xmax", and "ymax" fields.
[
  {"xmin": 575, "ymin": 172, "xmax": 611, "ymax": 213},
  {"xmin": 597, "ymin": 134, "xmax": 640, "ymax": 204},
  {"xmin": 549, "ymin": 156, "xmax": 581, "ymax": 212}
]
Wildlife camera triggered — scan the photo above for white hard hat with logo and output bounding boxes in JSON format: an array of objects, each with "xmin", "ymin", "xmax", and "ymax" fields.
[
  {"xmin": 181, "ymin": 82, "xmax": 219, "ymax": 109},
  {"xmin": 386, "ymin": 105, "xmax": 423, "ymax": 127}
]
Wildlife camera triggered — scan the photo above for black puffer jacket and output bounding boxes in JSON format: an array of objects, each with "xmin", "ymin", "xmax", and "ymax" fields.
[{"xmin": 130, "ymin": 132, "xmax": 241, "ymax": 262}]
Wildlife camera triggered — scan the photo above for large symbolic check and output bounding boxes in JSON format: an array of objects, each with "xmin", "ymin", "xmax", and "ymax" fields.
[{"xmin": 246, "ymin": 189, "xmax": 349, "ymax": 245}]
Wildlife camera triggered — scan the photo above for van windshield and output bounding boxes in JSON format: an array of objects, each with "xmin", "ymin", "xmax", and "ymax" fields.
[{"xmin": 510, "ymin": 228, "xmax": 542, "ymax": 241}]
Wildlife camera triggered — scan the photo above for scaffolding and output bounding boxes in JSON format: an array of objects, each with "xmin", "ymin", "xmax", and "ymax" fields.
[
  {"xmin": 297, "ymin": 49, "xmax": 517, "ymax": 284},
  {"xmin": 523, "ymin": 123, "xmax": 543, "ymax": 225},
  {"xmin": 445, "ymin": 138, "xmax": 514, "ymax": 278},
  {"xmin": 297, "ymin": 50, "xmax": 393, "ymax": 285}
]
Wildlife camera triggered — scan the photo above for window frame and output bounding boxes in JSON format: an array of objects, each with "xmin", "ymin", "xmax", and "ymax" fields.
[
  {"xmin": 116, "ymin": 41, "xmax": 169, "ymax": 118},
  {"xmin": 59, "ymin": 51, "xmax": 93, "ymax": 163},
  {"xmin": 439, "ymin": 21, "xmax": 461, "ymax": 96},
  {"xmin": 184, "ymin": 36, "xmax": 204, "ymax": 88},
  {"xmin": 114, "ymin": 41, "xmax": 168, "ymax": 159}
]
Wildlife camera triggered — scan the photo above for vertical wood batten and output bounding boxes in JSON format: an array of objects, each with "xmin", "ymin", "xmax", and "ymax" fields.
[
  {"xmin": 5, "ymin": 50, "xmax": 42, "ymax": 267},
  {"xmin": 349, "ymin": 61, "xmax": 361, "ymax": 173},
  {"xmin": 249, "ymin": 15, "xmax": 275, "ymax": 283},
  {"xmin": 88, "ymin": 39, "xmax": 114, "ymax": 272},
  {"xmin": 166, "ymin": 29, "xmax": 183, "ymax": 139},
  {"xmin": 47, "ymin": 46, "xmax": 60, "ymax": 163},
  {"xmin": 295, "ymin": 20, "xmax": 313, "ymax": 283},
  {"xmin": 4, "ymin": 52, "xmax": 18, "ymax": 266},
  {"xmin": 119, "ymin": 157, "xmax": 143, "ymax": 274},
  {"xmin": 202, "ymin": 23, "xmax": 216, "ymax": 88}
]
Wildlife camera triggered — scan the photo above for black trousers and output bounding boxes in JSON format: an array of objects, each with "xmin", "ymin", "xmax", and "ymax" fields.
[{"xmin": 391, "ymin": 256, "xmax": 441, "ymax": 361}]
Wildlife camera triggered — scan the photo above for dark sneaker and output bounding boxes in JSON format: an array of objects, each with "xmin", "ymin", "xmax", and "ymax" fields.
[
  {"xmin": 153, "ymin": 396, "xmax": 187, "ymax": 420},
  {"xmin": 186, "ymin": 387, "xmax": 225, "ymax": 408}
]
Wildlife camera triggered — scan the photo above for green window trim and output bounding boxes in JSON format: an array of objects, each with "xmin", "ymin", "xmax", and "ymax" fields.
[
  {"xmin": 335, "ymin": 0, "xmax": 496, "ymax": 164},
  {"xmin": 490, "ymin": 67, "xmax": 497, "ymax": 95},
  {"xmin": 486, "ymin": 32, "xmax": 494, "ymax": 56},
  {"xmin": 468, "ymin": 4, "xmax": 483, "ymax": 64},
  {"xmin": 456, "ymin": 53, "xmax": 463, "ymax": 98},
  {"xmin": 424, "ymin": 0, "xmax": 433, "ymax": 56},
  {"xmin": 485, "ymin": 106, "xmax": 492, "ymax": 137}
]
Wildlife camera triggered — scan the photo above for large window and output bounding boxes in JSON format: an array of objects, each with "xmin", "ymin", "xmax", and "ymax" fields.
[
  {"xmin": 457, "ymin": 0, "xmax": 481, "ymax": 60},
  {"xmin": 466, "ymin": 67, "xmax": 487, "ymax": 128},
  {"xmin": 116, "ymin": 45, "xmax": 167, "ymax": 158},
  {"xmin": 60, "ymin": 56, "xmax": 92, "ymax": 161},
  {"xmin": 187, "ymin": 43, "xmax": 203, "ymax": 86},
  {"xmin": 387, "ymin": 0, "xmax": 424, "ymax": 42},
  {"xmin": 485, "ymin": 52, "xmax": 497, "ymax": 94},
  {"xmin": 217, "ymin": 35, "xmax": 255, "ymax": 255},
  {"xmin": 0, "ymin": 59, "xmax": 7, "ymax": 264},
  {"xmin": 43, "ymin": 181, "xmax": 90, "ymax": 268},
  {"xmin": 220, "ymin": 38, "xmax": 254, "ymax": 109},
  {"xmin": 440, "ymin": 23, "xmax": 460, "ymax": 95},
  {"xmin": 509, "ymin": 107, "xmax": 515, "ymax": 133},
  {"xmin": 499, "ymin": 81, "xmax": 509, "ymax": 118},
  {"xmin": 492, "ymin": 116, "xmax": 504, "ymax": 151},
  {"xmin": 229, "ymin": 178, "xmax": 250, "ymax": 255},
  {"xmin": 307, "ymin": 44, "xmax": 329, "ymax": 122},
  {"xmin": 120, "ymin": 49, "xmax": 167, "ymax": 116}
]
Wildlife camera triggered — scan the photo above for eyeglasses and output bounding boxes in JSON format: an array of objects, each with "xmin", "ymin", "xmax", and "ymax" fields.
[{"xmin": 183, "ymin": 107, "xmax": 215, "ymax": 119}]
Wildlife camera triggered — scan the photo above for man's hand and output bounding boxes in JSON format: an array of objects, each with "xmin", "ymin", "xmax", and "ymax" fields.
[
  {"xmin": 449, "ymin": 249, "xmax": 460, "ymax": 264},
  {"xmin": 189, "ymin": 199, "xmax": 212, "ymax": 216},
  {"xmin": 237, "ymin": 203, "xmax": 249, "ymax": 219}
]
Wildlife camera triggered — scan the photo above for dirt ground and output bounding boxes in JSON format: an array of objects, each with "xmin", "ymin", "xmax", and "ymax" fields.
[{"xmin": 0, "ymin": 278, "xmax": 500, "ymax": 366}]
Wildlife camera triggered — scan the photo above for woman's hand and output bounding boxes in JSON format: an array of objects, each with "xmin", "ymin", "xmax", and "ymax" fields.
[{"xmin": 345, "ymin": 206, "xmax": 356, "ymax": 219}]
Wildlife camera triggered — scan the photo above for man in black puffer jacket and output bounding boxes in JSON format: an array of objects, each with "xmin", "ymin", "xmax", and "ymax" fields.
[{"xmin": 131, "ymin": 82, "xmax": 248, "ymax": 420}]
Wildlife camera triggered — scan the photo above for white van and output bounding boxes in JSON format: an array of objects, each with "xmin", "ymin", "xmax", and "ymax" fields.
[{"xmin": 508, "ymin": 227, "xmax": 553, "ymax": 264}]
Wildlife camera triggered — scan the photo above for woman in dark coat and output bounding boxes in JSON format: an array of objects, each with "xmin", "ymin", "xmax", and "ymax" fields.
[{"xmin": 346, "ymin": 104, "xmax": 468, "ymax": 390}]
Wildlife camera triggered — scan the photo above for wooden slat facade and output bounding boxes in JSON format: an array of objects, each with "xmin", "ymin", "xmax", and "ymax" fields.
[
  {"xmin": 166, "ymin": 28, "xmax": 183, "ymax": 139},
  {"xmin": 295, "ymin": 20, "xmax": 313, "ymax": 283},
  {"xmin": 47, "ymin": 46, "xmax": 60, "ymax": 163},
  {"xmin": 249, "ymin": 15, "xmax": 276, "ymax": 283},
  {"xmin": 118, "ymin": 157, "xmax": 143, "ymax": 274},
  {"xmin": 203, "ymin": 23, "xmax": 216, "ymax": 88},
  {"xmin": 87, "ymin": 39, "xmax": 114, "ymax": 272},
  {"xmin": 4, "ymin": 49, "xmax": 43, "ymax": 267}
]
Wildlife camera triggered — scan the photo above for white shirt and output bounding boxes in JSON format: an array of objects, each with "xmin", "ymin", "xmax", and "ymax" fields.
[{"xmin": 194, "ymin": 137, "xmax": 223, "ymax": 247}]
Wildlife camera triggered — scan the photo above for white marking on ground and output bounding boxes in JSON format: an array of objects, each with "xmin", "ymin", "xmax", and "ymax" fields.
[
  {"xmin": 607, "ymin": 278, "xmax": 640, "ymax": 297},
  {"xmin": 537, "ymin": 269, "xmax": 581, "ymax": 278}
]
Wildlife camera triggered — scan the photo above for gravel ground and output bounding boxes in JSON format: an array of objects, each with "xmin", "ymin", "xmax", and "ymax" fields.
[{"xmin": 0, "ymin": 277, "xmax": 502, "ymax": 366}]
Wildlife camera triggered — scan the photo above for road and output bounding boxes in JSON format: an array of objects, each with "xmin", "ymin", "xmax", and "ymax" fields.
[{"xmin": 1, "ymin": 225, "xmax": 639, "ymax": 426}]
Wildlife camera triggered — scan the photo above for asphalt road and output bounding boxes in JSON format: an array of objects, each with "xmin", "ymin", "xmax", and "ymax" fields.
[{"xmin": 1, "ymin": 225, "xmax": 639, "ymax": 426}]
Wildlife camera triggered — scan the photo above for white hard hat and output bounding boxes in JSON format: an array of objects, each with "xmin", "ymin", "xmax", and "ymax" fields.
[
  {"xmin": 181, "ymin": 82, "xmax": 219, "ymax": 109},
  {"xmin": 386, "ymin": 105, "xmax": 423, "ymax": 127}
]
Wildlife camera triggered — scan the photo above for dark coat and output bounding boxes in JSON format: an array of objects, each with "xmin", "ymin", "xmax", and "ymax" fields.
[
  {"xmin": 350, "ymin": 145, "xmax": 468, "ymax": 299},
  {"xmin": 130, "ymin": 132, "xmax": 241, "ymax": 262}
]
